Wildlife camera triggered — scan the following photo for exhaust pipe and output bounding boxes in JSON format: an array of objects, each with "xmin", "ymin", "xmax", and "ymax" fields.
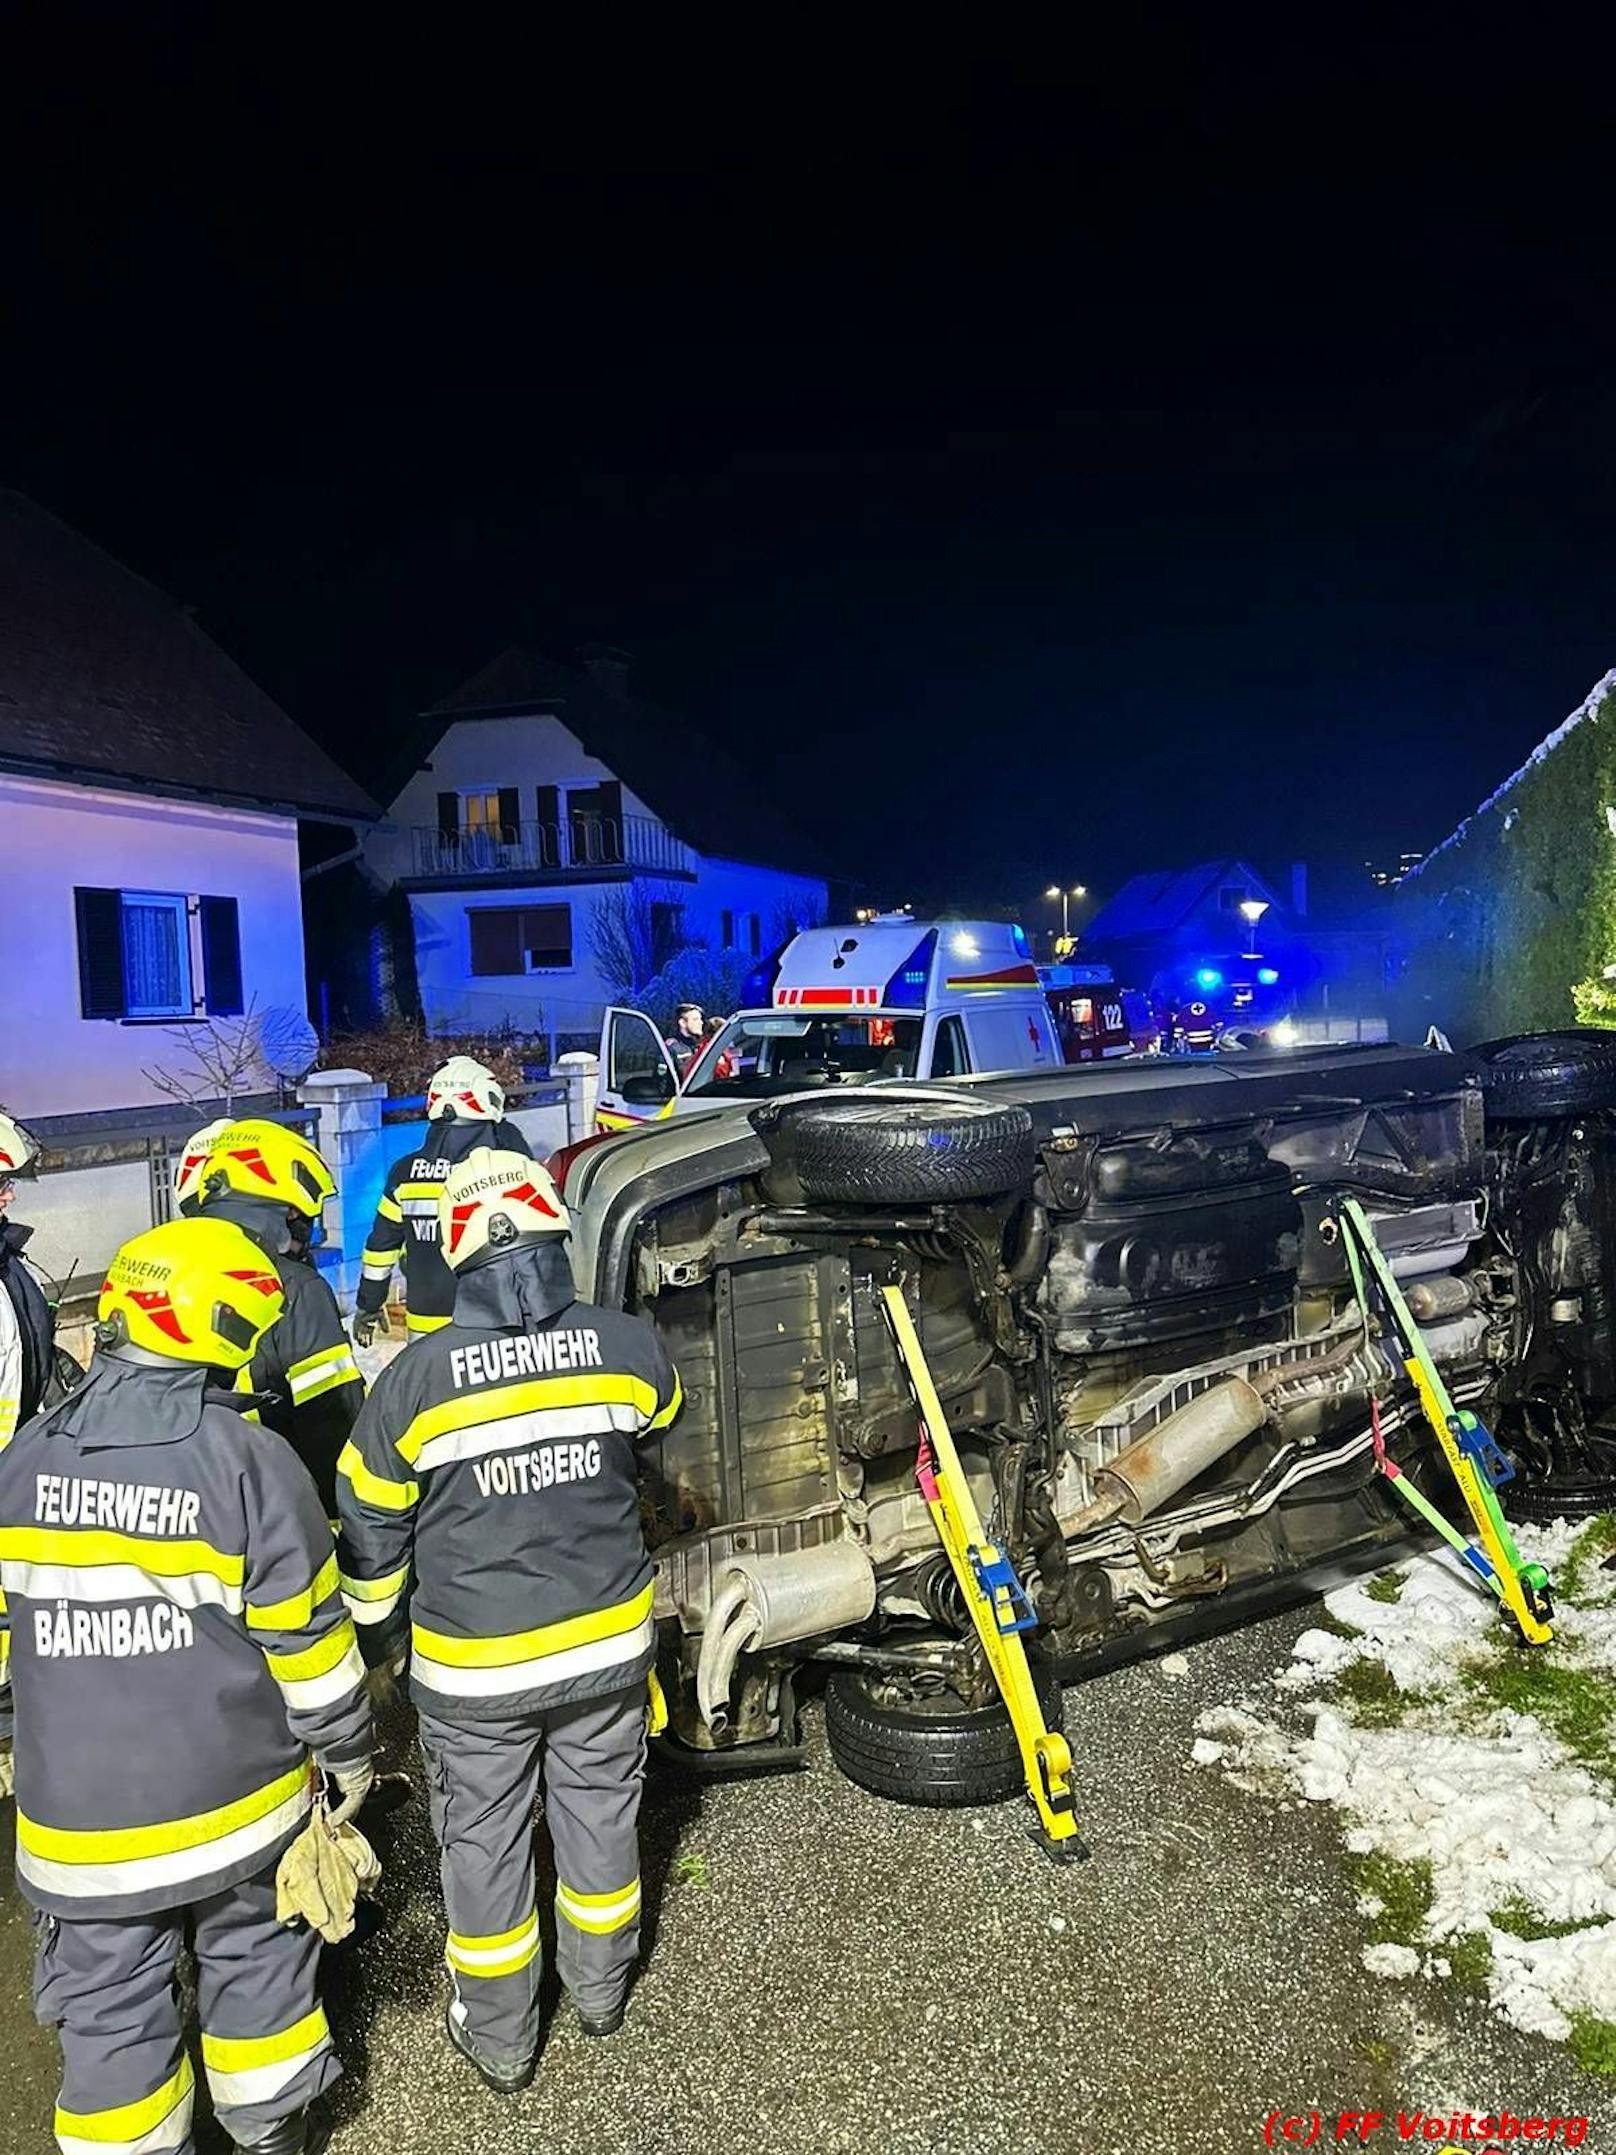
[
  {"xmin": 696, "ymin": 1540, "xmax": 877, "ymax": 1737},
  {"xmin": 1070, "ymin": 1377, "xmax": 1267, "ymax": 1533}
]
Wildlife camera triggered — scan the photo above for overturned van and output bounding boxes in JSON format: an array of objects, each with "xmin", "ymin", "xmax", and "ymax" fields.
[{"xmin": 557, "ymin": 1029, "xmax": 1616, "ymax": 1806}]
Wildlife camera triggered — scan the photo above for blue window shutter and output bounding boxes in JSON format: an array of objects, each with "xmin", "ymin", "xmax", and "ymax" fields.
[
  {"xmin": 75, "ymin": 887, "xmax": 127, "ymax": 1018},
  {"xmin": 200, "ymin": 895, "xmax": 244, "ymax": 1015}
]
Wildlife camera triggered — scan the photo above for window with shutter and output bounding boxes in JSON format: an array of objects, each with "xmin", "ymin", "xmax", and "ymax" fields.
[
  {"xmin": 199, "ymin": 896, "xmax": 244, "ymax": 1015},
  {"xmin": 468, "ymin": 905, "xmax": 573, "ymax": 975},
  {"xmin": 469, "ymin": 908, "xmax": 523, "ymax": 976},
  {"xmin": 75, "ymin": 887, "xmax": 128, "ymax": 1019}
]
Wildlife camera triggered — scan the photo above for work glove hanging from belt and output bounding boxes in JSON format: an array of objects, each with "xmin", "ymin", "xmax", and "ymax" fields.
[{"xmin": 275, "ymin": 1777, "xmax": 380, "ymax": 1946}]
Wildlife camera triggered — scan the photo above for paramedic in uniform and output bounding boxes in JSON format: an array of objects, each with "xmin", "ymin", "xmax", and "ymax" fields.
[
  {"xmin": 336, "ymin": 1147, "xmax": 681, "ymax": 2094},
  {"xmin": 0, "ymin": 1217, "xmax": 373, "ymax": 2155},
  {"xmin": 180, "ymin": 1118, "xmax": 364, "ymax": 1516},
  {"xmin": 351, "ymin": 1056, "xmax": 533, "ymax": 1346}
]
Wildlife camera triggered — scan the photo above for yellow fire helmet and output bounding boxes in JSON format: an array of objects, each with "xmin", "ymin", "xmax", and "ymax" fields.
[
  {"xmin": 426, "ymin": 1054, "xmax": 505, "ymax": 1122},
  {"xmin": 0, "ymin": 1110, "xmax": 40, "ymax": 1178},
  {"xmin": 173, "ymin": 1117, "xmax": 234, "ymax": 1216},
  {"xmin": 98, "ymin": 1217, "xmax": 286, "ymax": 1368},
  {"xmin": 439, "ymin": 1147, "xmax": 570, "ymax": 1272},
  {"xmin": 192, "ymin": 1118, "xmax": 337, "ymax": 1219}
]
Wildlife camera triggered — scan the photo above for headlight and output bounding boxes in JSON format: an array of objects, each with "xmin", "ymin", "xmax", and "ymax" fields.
[{"xmin": 1272, "ymin": 1019, "xmax": 1299, "ymax": 1048}]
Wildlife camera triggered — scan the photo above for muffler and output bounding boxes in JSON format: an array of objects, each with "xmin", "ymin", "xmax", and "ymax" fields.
[
  {"xmin": 695, "ymin": 1540, "xmax": 877, "ymax": 1737},
  {"xmin": 1070, "ymin": 1377, "xmax": 1268, "ymax": 1533}
]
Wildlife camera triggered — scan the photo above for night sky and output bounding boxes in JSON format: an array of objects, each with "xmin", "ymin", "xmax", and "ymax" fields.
[{"xmin": 6, "ymin": 26, "xmax": 1613, "ymax": 918}]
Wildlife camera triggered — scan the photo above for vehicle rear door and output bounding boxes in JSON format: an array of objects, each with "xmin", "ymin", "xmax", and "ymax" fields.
[
  {"xmin": 596, "ymin": 1007, "xmax": 682, "ymax": 1131},
  {"xmin": 960, "ymin": 998, "xmax": 1059, "ymax": 1075}
]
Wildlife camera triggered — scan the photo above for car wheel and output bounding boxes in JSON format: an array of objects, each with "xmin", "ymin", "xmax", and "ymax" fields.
[
  {"xmin": 779, "ymin": 1096, "xmax": 1037, "ymax": 1204},
  {"xmin": 1468, "ymin": 1031, "xmax": 1616, "ymax": 1119},
  {"xmin": 823, "ymin": 1655, "xmax": 1065, "ymax": 1807}
]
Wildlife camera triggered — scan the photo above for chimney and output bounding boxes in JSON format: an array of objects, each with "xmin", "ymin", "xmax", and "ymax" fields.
[
  {"xmin": 1290, "ymin": 861, "xmax": 1308, "ymax": 918},
  {"xmin": 580, "ymin": 643, "xmax": 633, "ymax": 698}
]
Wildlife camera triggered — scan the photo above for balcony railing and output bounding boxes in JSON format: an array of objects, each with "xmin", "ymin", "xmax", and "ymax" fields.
[{"xmin": 410, "ymin": 815, "xmax": 693, "ymax": 882}]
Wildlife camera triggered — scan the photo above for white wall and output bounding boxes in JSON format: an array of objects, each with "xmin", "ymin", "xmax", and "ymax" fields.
[
  {"xmin": 410, "ymin": 857, "xmax": 829, "ymax": 1039},
  {"xmin": 0, "ymin": 775, "xmax": 309, "ymax": 1117}
]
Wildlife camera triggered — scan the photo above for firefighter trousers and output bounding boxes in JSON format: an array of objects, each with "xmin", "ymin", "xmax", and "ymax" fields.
[
  {"xmin": 418, "ymin": 1684, "xmax": 647, "ymax": 2073},
  {"xmin": 31, "ymin": 1864, "xmax": 338, "ymax": 2155}
]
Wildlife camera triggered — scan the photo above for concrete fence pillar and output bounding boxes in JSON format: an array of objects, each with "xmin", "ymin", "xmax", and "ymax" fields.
[
  {"xmin": 299, "ymin": 1067, "xmax": 388, "ymax": 1309},
  {"xmin": 556, "ymin": 1052, "xmax": 600, "ymax": 1143}
]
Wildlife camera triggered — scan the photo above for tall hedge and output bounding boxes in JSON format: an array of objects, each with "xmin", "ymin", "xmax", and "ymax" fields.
[{"xmin": 1387, "ymin": 677, "xmax": 1616, "ymax": 1045}]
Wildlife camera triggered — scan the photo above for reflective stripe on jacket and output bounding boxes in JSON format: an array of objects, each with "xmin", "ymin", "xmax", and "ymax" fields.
[
  {"xmin": 0, "ymin": 1356, "xmax": 371, "ymax": 1918},
  {"xmin": 336, "ymin": 1293, "xmax": 679, "ymax": 1720}
]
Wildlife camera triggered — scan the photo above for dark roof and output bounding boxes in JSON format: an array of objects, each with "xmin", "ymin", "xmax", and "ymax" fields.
[
  {"xmin": 415, "ymin": 645, "xmax": 828, "ymax": 876},
  {"xmin": 1084, "ymin": 858, "xmax": 1283, "ymax": 941},
  {"xmin": 0, "ymin": 492, "xmax": 377, "ymax": 821}
]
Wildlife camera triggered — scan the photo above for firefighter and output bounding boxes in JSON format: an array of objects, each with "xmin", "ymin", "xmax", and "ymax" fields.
[
  {"xmin": 351, "ymin": 1055, "xmax": 532, "ymax": 1347},
  {"xmin": 179, "ymin": 1120, "xmax": 364, "ymax": 1517},
  {"xmin": 336, "ymin": 1147, "xmax": 681, "ymax": 2093},
  {"xmin": 0, "ymin": 1217, "xmax": 374, "ymax": 2155},
  {"xmin": 0, "ymin": 1111, "xmax": 56, "ymax": 1449}
]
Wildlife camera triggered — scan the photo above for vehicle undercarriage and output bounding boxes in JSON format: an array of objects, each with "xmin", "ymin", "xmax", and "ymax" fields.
[{"xmin": 562, "ymin": 1032, "xmax": 1616, "ymax": 1802}]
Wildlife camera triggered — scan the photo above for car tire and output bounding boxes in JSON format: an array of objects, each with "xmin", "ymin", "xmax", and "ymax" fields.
[
  {"xmin": 823, "ymin": 1654, "xmax": 1065, "ymax": 1808},
  {"xmin": 781, "ymin": 1097, "xmax": 1038, "ymax": 1204},
  {"xmin": 1468, "ymin": 1031, "xmax": 1616, "ymax": 1119}
]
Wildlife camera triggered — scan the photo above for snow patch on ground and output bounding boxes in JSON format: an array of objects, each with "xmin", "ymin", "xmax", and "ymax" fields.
[{"xmin": 1194, "ymin": 1524, "xmax": 1616, "ymax": 2052}]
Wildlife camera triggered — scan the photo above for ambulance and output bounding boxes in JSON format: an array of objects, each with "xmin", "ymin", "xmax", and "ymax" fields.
[{"xmin": 594, "ymin": 917, "xmax": 1064, "ymax": 1129}]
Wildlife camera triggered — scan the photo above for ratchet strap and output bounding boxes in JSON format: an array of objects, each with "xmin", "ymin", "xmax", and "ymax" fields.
[
  {"xmin": 881, "ymin": 1284, "xmax": 1086, "ymax": 1859},
  {"xmin": 1337, "ymin": 1197, "xmax": 1552, "ymax": 1646}
]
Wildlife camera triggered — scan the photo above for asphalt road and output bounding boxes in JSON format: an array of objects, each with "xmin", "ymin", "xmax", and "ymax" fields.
[{"xmin": 5, "ymin": 1604, "xmax": 1614, "ymax": 2155}]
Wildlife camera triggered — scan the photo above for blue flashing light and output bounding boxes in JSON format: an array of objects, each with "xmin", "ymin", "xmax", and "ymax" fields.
[
  {"xmin": 1257, "ymin": 966, "xmax": 1280, "ymax": 986},
  {"xmin": 882, "ymin": 930, "xmax": 938, "ymax": 1009},
  {"xmin": 1195, "ymin": 967, "xmax": 1224, "ymax": 992},
  {"xmin": 1010, "ymin": 924, "xmax": 1031, "ymax": 959}
]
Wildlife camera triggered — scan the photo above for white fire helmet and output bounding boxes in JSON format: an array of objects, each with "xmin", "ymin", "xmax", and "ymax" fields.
[
  {"xmin": 439, "ymin": 1148, "xmax": 569, "ymax": 1272},
  {"xmin": 0, "ymin": 1111, "xmax": 40, "ymax": 1179},
  {"xmin": 426, "ymin": 1055, "xmax": 505, "ymax": 1122},
  {"xmin": 173, "ymin": 1118, "xmax": 234, "ymax": 1217}
]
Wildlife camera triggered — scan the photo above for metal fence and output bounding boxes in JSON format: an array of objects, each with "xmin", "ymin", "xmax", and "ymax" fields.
[{"xmin": 410, "ymin": 816, "xmax": 693, "ymax": 881}]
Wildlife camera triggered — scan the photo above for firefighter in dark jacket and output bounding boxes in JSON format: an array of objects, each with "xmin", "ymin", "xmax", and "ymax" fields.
[
  {"xmin": 0, "ymin": 1112, "xmax": 57, "ymax": 1449},
  {"xmin": 0, "ymin": 1216, "xmax": 374, "ymax": 2155},
  {"xmin": 179, "ymin": 1119, "xmax": 364, "ymax": 1516},
  {"xmin": 337, "ymin": 1147, "xmax": 681, "ymax": 2093},
  {"xmin": 351, "ymin": 1056, "xmax": 533, "ymax": 1347}
]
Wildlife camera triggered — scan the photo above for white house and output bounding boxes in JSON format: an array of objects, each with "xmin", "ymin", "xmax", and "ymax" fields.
[
  {"xmin": 365, "ymin": 647, "xmax": 830, "ymax": 1039},
  {"xmin": 0, "ymin": 491, "xmax": 377, "ymax": 1122}
]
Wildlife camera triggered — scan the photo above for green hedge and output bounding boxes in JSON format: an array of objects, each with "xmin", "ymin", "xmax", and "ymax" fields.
[{"xmin": 1388, "ymin": 684, "xmax": 1616, "ymax": 1044}]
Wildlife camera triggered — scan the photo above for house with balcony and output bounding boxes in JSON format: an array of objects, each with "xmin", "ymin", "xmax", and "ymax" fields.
[{"xmin": 363, "ymin": 647, "xmax": 830, "ymax": 1041}]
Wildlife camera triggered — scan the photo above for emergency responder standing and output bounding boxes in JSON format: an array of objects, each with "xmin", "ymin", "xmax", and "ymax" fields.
[
  {"xmin": 664, "ymin": 1002, "xmax": 706, "ymax": 1076},
  {"xmin": 0, "ymin": 1112, "xmax": 57, "ymax": 1449},
  {"xmin": 351, "ymin": 1056, "xmax": 532, "ymax": 1348},
  {"xmin": 0, "ymin": 1217, "xmax": 374, "ymax": 2155},
  {"xmin": 337, "ymin": 1149, "xmax": 680, "ymax": 2093},
  {"xmin": 180, "ymin": 1119, "xmax": 363, "ymax": 1516}
]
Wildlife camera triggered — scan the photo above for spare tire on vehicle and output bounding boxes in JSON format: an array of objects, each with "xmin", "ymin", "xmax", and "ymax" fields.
[
  {"xmin": 1467, "ymin": 1031, "xmax": 1616, "ymax": 1120},
  {"xmin": 776, "ymin": 1095, "xmax": 1038, "ymax": 1205},
  {"xmin": 824, "ymin": 1654, "xmax": 1065, "ymax": 1808}
]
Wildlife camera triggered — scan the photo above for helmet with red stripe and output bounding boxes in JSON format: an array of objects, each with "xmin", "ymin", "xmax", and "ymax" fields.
[
  {"xmin": 0, "ymin": 1111, "xmax": 40, "ymax": 1180},
  {"xmin": 98, "ymin": 1217, "xmax": 286, "ymax": 1368},
  {"xmin": 173, "ymin": 1118, "xmax": 233, "ymax": 1216},
  {"xmin": 184, "ymin": 1117, "xmax": 336, "ymax": 1220},
  {"xmin": 439, "ymin": 1147, "xmax": 569, "ymax": 1272},
  {"xmin": 427, "ymin": 1055, "xmax": 505, "ymax": 1122}
]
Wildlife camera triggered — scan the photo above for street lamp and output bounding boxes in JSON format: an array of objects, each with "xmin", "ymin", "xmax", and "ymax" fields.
[
  {"xmin": 1045, "ymin": 884, "xmax": 1088, "ymax": 952},
  {"xmin": 1238, "ymin": 897, "xmax": 1269, "ymax": 960}
]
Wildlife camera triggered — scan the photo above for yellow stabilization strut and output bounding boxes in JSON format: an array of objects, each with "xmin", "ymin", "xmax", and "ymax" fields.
[{"xmin": 881, "ymin": 1284, "xmax": 1086, "ymax": 1860}]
